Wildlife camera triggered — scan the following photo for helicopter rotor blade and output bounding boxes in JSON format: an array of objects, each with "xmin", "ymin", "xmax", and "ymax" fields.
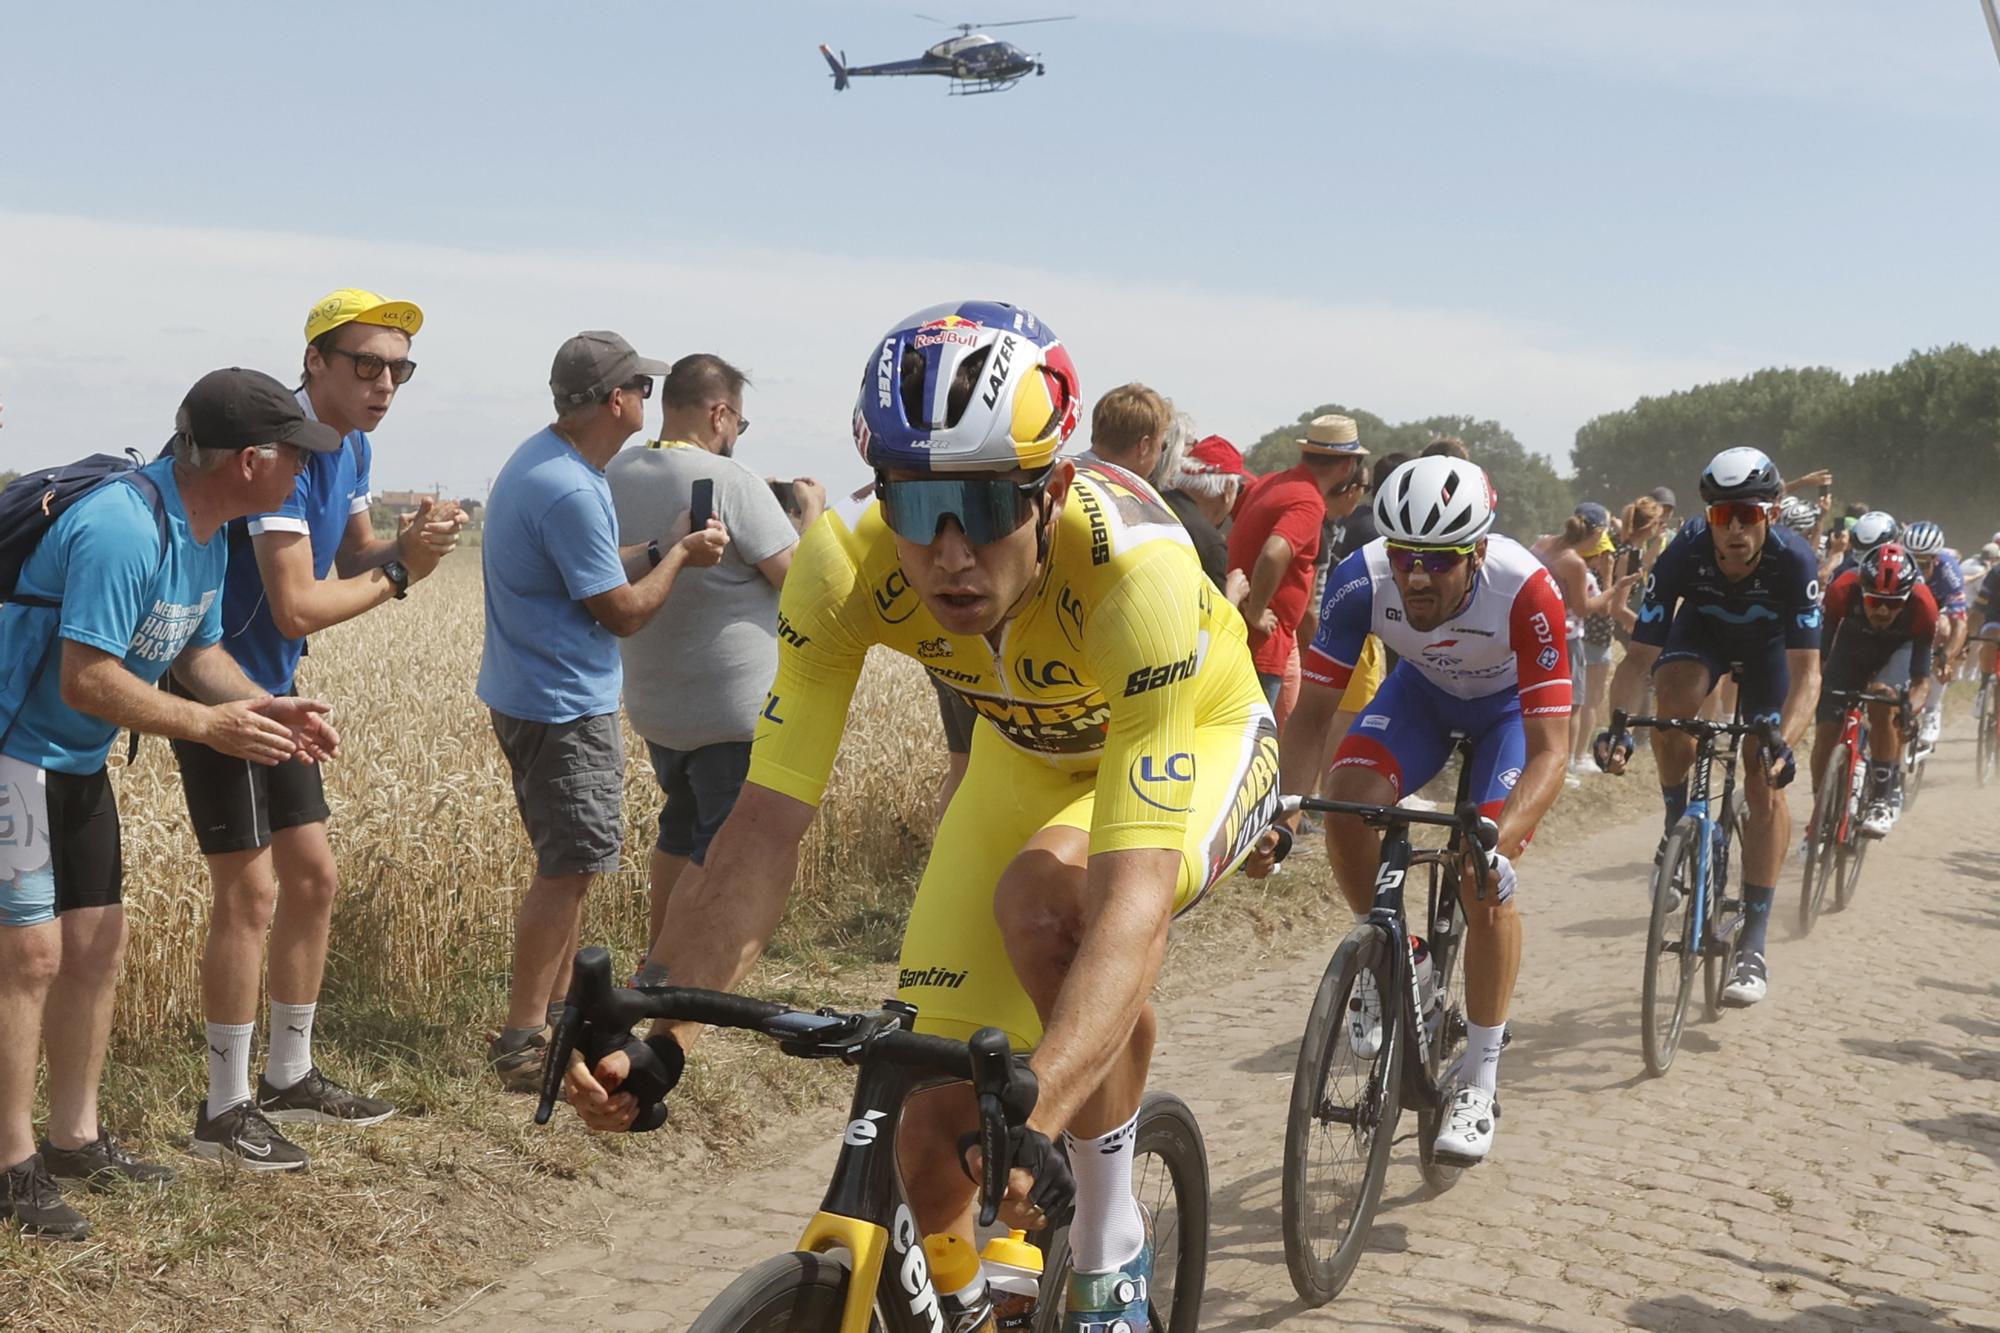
[{"xmin": 974, "ymin": 15, "xmax": 1077, "ymax": 28}]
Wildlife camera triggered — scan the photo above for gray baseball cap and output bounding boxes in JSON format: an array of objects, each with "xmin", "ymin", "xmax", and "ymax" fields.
[{"xmin": 550, "ymin": 331, "xmax": 671, "ymax": 407}]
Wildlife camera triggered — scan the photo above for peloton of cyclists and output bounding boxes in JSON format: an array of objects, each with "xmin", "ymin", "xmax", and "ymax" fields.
[
  {"xmin": 1811, "ymin": 542, "xmax": 1937, "ymax": 838},
  {"xmin": 1597, "ymin": 448, "xmax": 1821, "ymax": 1008},
  {"xmin": 1259, "ymin": 455, "xmax": 1575, "ymax": 1164}
]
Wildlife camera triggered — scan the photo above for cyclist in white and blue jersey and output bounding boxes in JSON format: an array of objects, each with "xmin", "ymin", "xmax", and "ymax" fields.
[
  {"xmin": 1900, "ymin": 521, "xmax": 1965, "ymax": 752},
  {"xmin": 169, "ymin": 289, "xmax": 467, "ymax": 1171}
]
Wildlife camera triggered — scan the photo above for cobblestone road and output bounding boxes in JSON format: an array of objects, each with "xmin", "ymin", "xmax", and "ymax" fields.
[{"xmin": 438, "ymin": 739, "xmax": 2000, "ymax": 1331}]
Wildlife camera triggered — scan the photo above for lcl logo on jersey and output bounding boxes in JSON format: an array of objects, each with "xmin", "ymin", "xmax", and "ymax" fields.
[
  {"xmin": 875, "ymin": 570, "xmax": 917, "ymax": 624},
  {"xmin": 1129, "ymin": 751, "xmax": 1195, "ymax": 812},
  {"xmin": 1017, "ymin": 656, "xmax": 1081, "ymax": 692}
]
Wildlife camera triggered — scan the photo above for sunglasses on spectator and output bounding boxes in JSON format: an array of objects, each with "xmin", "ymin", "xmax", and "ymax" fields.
[
  {"xmin": 325, "ymin": 346, "xmax": 418, "ymax": 386},
  {"xmin": 877, "ymin": 469, "xmax": 1053, "ymax": 546},
  {"xmin": 1385, "ymin": 541, "xmax": 1478, "ymax": 575},
  {"xmin": 1706, "ymin": 501, "xmax": 1769, "ymax": 529},
  {"xmin": 617, "ymin": 377, "xmax": 655, "ymax": 400}
]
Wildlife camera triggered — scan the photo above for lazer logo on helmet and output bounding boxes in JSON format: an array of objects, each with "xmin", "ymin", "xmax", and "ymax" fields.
[
  {"xmin": 979, "ymin": 334, "xmax": 1017, "ymax": 409},
  {"xmin": 876, "ymin": 339, "xmax": 897, "ymax": 410}
]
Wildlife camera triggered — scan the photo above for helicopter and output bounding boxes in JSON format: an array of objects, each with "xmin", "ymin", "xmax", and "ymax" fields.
[{"xmin": 818, "ymin": 15, "xmax": 1074, "ymax": 96}]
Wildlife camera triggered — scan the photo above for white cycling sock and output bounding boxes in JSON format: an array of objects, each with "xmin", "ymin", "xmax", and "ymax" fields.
[
  {"xmin": 265, "ymin": 1000, "xmax": 317, "ymax": 1090},
  {"xmin": 1063, "ymin": 1112, "xmax": 1146, "ymax": 1273},
  {"xmin": 206, "ymin": 1022, "xmax": 255, "ymax": 1117},
  {"xmin": 1465, "ymin": 1021, "xmax": 1506, "ymax": 1096}
]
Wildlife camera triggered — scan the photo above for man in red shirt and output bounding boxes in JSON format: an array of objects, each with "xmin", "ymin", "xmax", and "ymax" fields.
[{"xmin": 1227, "ymin": 414, "xmax": 1370, "ymax": 704}]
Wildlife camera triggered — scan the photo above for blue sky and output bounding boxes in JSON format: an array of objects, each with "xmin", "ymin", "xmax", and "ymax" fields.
[{"xmin": 4, "ymin": 1, "xmax": 1997, "ymax": 496}]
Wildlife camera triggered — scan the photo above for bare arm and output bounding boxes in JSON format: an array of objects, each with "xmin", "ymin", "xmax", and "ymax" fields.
[
  {"xmin": 63, "ymin": 641, "xmax": 298, "ymax": 764},
  {"xmin": 255, "ymin": 531, "xmax": 405, "ymax": 639},
  {"xmin": 1024, "ymin": 847, "xmax": 1180, "ymax": 1135},
  {"xmin": 1240, "ymin": 534, "xmax": 1294, "ymax": 634},
  {"xmin": 333, "ymin": 502, "xmax": 466, "ymax": 577},
  {"xmin": 1778, "ymin": 647, "xmax": 1821, "ymax": 750},
  {"xmin": 583, "ymin": 523, "xmax": 728, "ymax": 637},
  {"xmin": 1494, "ymin": 711, "xmax": 1569, "ymax": 858},
  {"xmin": 755, "ymin": 544, "xmax": 797, "ymax": 590}
]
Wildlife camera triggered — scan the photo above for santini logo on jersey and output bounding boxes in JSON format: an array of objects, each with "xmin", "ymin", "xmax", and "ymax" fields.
[
  {"xmin": 897, "ymin": 965, "xmax": 967, "ymax": 990},
  {"xmin": 1124, "ymin": 651, "xmax": 1198, "ymax": 696}
]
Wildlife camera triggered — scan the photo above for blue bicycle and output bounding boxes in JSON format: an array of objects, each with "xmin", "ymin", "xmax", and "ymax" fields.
[{"xmin": 1610, "ymin": 702, "xmax": 1769, "ymax": 1078}]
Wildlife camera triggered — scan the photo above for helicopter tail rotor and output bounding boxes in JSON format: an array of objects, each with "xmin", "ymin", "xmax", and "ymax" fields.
[{"xmin": 818, "ymin": 43, "xmax": 850, "ymax": 91}]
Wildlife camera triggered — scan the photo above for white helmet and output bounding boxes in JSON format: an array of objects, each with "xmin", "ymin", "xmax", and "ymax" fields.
[
  {"xmin": 1374, "ymin": 456, "xmax": 1496, "ymax": 546},
  {"xmin": 1698, "ymin": 447, "xmax": 1782, "ymax": 504},
  {"xmin": 1851, "ymin": 511, "xmax": 1899, "ymax": 551},
  {"xmin": 1777, "ymin": 495, "xmax": 1819, "ymax": 535},
  {"xmin": 1901, "ymin": 520, "xmax": 1944, "ymax": 557}
]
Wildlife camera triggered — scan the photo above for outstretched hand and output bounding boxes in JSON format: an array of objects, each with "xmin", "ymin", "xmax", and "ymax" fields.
[{"xmin": 254, "ymin": 695, "xmax": 340, "ymax": 763}]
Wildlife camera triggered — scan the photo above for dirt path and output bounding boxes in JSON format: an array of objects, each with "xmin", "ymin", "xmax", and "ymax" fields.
[{"xmin": 437, "ymin": 740, "xmax": 2000, "ymax": 1332}]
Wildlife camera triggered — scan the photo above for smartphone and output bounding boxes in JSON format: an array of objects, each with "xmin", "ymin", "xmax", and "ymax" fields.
[
  {"xmin": 690, "ymin": 478, "xmax": 714, "ymax": 531},
  {"xmin": 1818, "ymin": 482, "xmax": 1832, "ymax": 502},
  {"xmin": 768, "ymin": 479, "xmax": 801, "ymax": 515}
]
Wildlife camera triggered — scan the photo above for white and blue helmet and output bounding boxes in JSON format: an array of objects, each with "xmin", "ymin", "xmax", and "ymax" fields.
[{"xmin": 1698, "ymin": 447, "xmax": 1782, "ymax": 504}]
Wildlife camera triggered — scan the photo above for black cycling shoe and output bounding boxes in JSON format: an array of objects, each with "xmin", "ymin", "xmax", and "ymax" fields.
[
  {"xmin": 39, "ymin": 1129, "xmax": 176, "ymax": 1190},
  {"xmin": 190, "ymin": 1101, "xmax": 309, "ymax": 1171},
  {"xmin": 258, "ymin": 1067, "xmax": 395, "ymax": 1127},
  {"xmin": 1, "ymin": 1154, "xmax": 90, "ymax": 1240}
]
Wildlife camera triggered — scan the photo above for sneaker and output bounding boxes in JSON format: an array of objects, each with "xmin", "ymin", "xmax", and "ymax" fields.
[
  {"xmin": 190, "ymin": 1100, "xmax": 309, "ymax": 1171},
  {"xmin": 1860, "ymin": 800, "xmax": 1893, "ymax": 839},
  {"xmin": 39, "ymin": 1129, "xmax": 175, "ymax": 1190},
  {"xmin": 258, "ymin": 1067, "xmax": 395, "ymax": 1127},
  {"xmin": 1721, "ymin": 951, "xmax": 1769, "ymax": 1007},
  {"xmin": 488, "ymin": 1027, "xmax": 550, "ymax": 1094},
  {"xmin": 0, "ymin": 1154, "xmax": 90, "ymax": 1240},
  {"xmin": 1347, "ymin": 971, "xmax": 1384, "ymax": 1059},
  {"xmin": 1431, "ymin": 1086, "xmax": 1500, "ymax": 1164},
  {"xmin": 1063, "ymin": 1236, "xmax": 1154, "ymax": 1330}
]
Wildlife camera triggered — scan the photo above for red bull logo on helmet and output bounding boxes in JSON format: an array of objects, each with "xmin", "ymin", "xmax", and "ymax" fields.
[{"xmin": 913, "ymin": 314, "xmax": 982, "ymax": 350}]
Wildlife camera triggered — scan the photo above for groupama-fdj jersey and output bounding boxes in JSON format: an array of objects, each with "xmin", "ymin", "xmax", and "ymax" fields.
[
  {"xmin": 749, "ymin": 462, "xmax": 1278, "ymax": 1047},
  {"xmin": 1302, "ymin": 536, "xmax": 1571, "ymax": 857},
  {"xmin": 1632, "ymin": 519, "xmax": 1822, "ymax": 723}
]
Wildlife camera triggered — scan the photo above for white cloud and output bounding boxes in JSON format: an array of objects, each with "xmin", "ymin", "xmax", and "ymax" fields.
[{"xmin": 0, "ymin": 208, "xmax": 1735, "ymax": 494}]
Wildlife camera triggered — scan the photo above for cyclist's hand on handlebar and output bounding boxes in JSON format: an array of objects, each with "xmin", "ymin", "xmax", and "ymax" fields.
[
  {"xmin": 1243, "ymin": 816, "xmax": 1295, "ymax": 879},
  {"xmin": 1761, "ymin": 738, "xmax": 1796, "ymax": 788},
  {"xmin": 565, "ymin": 1046, "xmax": 640, "ymax": 1132},
  {"xmin": 960, "ymin": 1124, "xmax": 1074, "ymax": 1232},
  {"xmin": 1593, "ymin": 728, "xmax": 1633, "ymax": 775},
  {"xmin": 1459, "ymin": 845, "xmax": 1517, "ymax": 901}
]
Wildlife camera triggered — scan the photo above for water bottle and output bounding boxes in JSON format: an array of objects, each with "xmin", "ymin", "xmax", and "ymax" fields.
[
  {"xmin": 923, "ymin": 1233, "xmax": 997, "ymax": 1333},
  {"xmin": 980, "ymin": 1229, "xmax": 1044, "ymax": 1329}
]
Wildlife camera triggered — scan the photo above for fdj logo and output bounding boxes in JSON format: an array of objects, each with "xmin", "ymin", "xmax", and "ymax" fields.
[
  {"xmin": 1129, "ymin": 752, "xmax": 1195, "ymax": 813},
  {"xmin": 890, "ymin": 1204, "xmax": 945, "ymax": 1333}
]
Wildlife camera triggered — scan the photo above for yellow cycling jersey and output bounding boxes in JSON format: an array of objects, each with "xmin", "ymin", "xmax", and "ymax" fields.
[{"xmin": 749, "ymin": 462, "xmax": 1268, "ymax": 855}]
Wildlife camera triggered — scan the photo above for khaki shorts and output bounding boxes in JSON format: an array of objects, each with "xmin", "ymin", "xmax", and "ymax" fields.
[{"xmin": 489, "ymin": 709, "xmax": 624, "ymax": 877}]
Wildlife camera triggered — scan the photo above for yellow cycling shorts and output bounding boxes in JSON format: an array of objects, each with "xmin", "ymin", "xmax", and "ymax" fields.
[
  {"xmin": 897, "ymin": 709, "xmax": 1280, "ymax": 1050},
  {"xmin": 1338, "ymin": 634, "xmax": 1387, "ymax": 715}
]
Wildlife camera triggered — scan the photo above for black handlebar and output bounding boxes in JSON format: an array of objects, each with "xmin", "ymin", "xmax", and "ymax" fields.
[
  {"xmin": 1610, "ymin": 709, "xmax": 1783, "ymax": 753},
  {"xmin": 535, "ymin": 947, "xmax": 1038, "ymax": 1226},
  {"xmin": 1266, "ymin": 795, "xmax": 1500, "ymax": 895}
]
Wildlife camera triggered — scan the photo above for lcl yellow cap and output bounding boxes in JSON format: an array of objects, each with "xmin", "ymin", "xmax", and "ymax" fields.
[{"xmin": 304, "ymin": 288, "xmax": 424, "ymax": 343}]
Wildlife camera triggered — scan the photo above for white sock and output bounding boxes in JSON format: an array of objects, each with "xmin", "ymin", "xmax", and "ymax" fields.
[
  {"xmin": 206, "ymin": 1022, "xmax": 255, "ymax": 1118},
  {"xmin": 1063, "ymin": 1113, "xmax": 1146, "ymax": 1273},
  {"xmin": 266, "ymin": 1000, "xmax": 317, "ymax": 1090},
  {"xmin": 1465, "ymin": 1021, "xmax": 1506, "ymax": 1096}
]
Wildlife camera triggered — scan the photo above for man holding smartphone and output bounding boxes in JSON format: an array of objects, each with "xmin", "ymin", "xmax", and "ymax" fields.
[
  {"xmin": 480, "ymin": 334, "xmax": 731, "ymax": 1089},
  {"xmin": 603, "ymin": 354, "xmax": 820, "ymax": 992}
]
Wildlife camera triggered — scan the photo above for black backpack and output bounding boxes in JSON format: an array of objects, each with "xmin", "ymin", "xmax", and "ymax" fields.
[{"xmin": 0, "ymin": 452, "xmax": 169, "ymax": 606}]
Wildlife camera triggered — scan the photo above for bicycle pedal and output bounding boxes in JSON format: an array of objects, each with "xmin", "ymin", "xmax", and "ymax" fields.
[{"xmin": 1428, "ymin": 1147, "xmax": 1487, "ymax": 1169}]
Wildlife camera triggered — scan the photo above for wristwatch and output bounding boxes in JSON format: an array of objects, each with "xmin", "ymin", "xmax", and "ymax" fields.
[
  {"xmin": 646, "ymin": 538, "xmax": 664, "ymax": 568},
  {"xmin": 383, "ymin": 560, "xmax": 410, "ymax": 599}
]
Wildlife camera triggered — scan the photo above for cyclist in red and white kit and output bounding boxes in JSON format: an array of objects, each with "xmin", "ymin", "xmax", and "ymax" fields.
[{"xmin": 1261, "ymin": 457, "xmax": 1573, "ymax": 1164}]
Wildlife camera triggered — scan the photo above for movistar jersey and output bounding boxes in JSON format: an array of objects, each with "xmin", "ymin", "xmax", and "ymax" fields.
[
  {"xmin": 1633, "ymin": 520, "xmax": 1822, "ymax": 651},
  {"xmin": 748, "ymin": 462, "xmax": 1267, "ymax": 853}
]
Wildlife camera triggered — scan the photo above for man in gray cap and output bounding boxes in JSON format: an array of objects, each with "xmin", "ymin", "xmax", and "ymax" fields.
[{"xmin": 478, "ymin": 332, "xmax": 730, "ymax": 1089}]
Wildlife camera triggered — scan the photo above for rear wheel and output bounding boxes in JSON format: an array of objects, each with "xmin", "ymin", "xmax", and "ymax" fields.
[
  {"xmin": 687, "ymin": 1252, "xmax": 855, "ymax": 1333},
  {"xmin": 1979, "ymin": 680, "xmax": 1999, "ymax": 786},
  {"xmin": 1281, "ymin": 926, "xmax": 1400, "ymax": 1307},
  {"xmin": 1641, "ymin": 820, "xmax": 1699, "ymax": 1077},
  {"xmin": 1034, "ymin": 1091, "xmax": 1209, "ymax": 1332},
  {"xmin": 1417, "ymin": 876, "xmax": 1470, "ymax": 1195},
  {"xmin": 1800, "ymin": 744, "xmax": 1849, "ymax": 936},
  {"xmin": 1834, "ymin": 831, "xmax": 1869, "ymax": 912}
]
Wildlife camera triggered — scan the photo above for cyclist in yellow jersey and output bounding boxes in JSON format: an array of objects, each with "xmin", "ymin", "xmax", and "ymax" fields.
[{"xmin": 563, "ymin": 301, "xmax": 1277, "ymax": 1325}]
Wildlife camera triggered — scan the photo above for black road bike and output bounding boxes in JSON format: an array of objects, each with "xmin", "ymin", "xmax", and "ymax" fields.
[
  {"xmin": 535, "ymin": 947, "xmax": 1208, "ymax": 1332},
  {"xmin": 1269, "ymin": 738, "xmax": 1498, "ymax": 1307},
  {"xmin": 1608, "ymin": 701, "xmax": 1770, "ymax": 1077}
]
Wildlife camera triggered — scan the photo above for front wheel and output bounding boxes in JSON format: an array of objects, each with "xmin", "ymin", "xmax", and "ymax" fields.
[
  {"xmin": 1800, "ymin": 745, "xmax": 1849, "ymax": 937},
  {"xmin": 1034, "ymin": 1090, "xmax": 1209, "ymax": 1332},
  {"xmin": 1641, "ymin": 820, "xmax": 1699, "ymax": 1077},
  {"xmin": 1834, "ymin": 830, "xmax": 1869, "ymax": 913},
  {"xmin": 1281, "ymin": 926, "xmax": 1401, "ymax": 1307},
  {"xmin": 687, "ymin": 1251, "xmax": 855, "ymax": 1333},
  {"xmin": 1416, "ymin": 881, "xmax": 1470, "ymax": 1195}
]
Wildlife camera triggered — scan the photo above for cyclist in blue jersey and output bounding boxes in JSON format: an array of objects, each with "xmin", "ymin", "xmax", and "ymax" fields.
[
  {"xmin": 1597, "ymin": 448, "xmax": 1821, "ymax": 1007},
  {"xmin": 1900, "ymin": 522, "xmax": 1965, "ymax": 754}
]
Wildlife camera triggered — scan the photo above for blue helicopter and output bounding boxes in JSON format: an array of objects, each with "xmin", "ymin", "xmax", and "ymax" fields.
[{"xmin": 819, "ymin": 15, "xmax": 1074, "ymax": 96}]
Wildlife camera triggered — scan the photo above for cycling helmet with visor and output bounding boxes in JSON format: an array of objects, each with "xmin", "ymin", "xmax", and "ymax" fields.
[
  {"xmin": 856, "ymin": 301, "xmax": 1081, "ymax": 546},
  {"xmin": 1374, "ymin": 456, "xmax": 1497, "ymax": 576},
  {"xmin": 1860, "ymin": 541, "xmax": 1919, "ymax": 603}
]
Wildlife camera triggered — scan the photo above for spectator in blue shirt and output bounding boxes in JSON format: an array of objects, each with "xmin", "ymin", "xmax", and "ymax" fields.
[
  {"xmin": 0, "ymin": 369, "xmax": 340, "ymax": 1239},
  {"xmin": 479, "ymin": 332, "xmax": 728, "ymax": 1089},
  {"xmin": 169, "ymin": 290, "xmax": 469, "ymax": 1172}
]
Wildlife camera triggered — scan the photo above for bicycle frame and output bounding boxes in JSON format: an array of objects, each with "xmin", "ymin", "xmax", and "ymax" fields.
[{"xmin": 1679, "ymin": 718, "xmax": 1745, "ymax": 963}]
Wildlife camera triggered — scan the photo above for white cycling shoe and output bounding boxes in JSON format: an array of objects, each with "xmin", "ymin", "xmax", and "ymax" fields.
[
  {"xmin": 1721, "ymin": 951, "xmax": 1769, "ymax": 1007},
  {"xmin": 1431, "ymin": 1086, "xmax": 1500, "ymax": 1164},
  {"xmin": 1860, "ymin": 800, "xmax": 1893, "ymax": 839},
  {"xmin": 1347, "ymin": 971, "xmax": 1384, "ymax": 1059},
  {"xmin": 1918, "ymin": 712, "xmax": 1942, "ymax": 750}
]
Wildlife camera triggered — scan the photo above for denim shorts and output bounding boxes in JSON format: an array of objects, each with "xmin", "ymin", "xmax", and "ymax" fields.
[
  {"xmin": 489, "ymin": 710, "xmax": 624, "ymax": 877},
  {"xmin": 647, "ymin": 740, "xmax": 751, "ymax": 865}
]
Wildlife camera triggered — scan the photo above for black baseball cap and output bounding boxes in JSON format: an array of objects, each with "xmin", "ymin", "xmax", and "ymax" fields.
[
  {"xmin": 177, "ymin": 369, "xmax": 342, "ymax": 454},
  {"xmin": 551, "ymin": 331, "xmax": 671, "ymax": 406}
]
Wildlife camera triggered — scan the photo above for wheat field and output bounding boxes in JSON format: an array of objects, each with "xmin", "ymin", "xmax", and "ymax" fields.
[{"xmin": 107, "ymin": 555, "xmax": 947, "ymax": 1043}]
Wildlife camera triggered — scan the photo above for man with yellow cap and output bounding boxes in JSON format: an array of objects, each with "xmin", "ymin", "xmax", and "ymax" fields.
[{"xmin": 170, "ymin": 288, "xmax": 465, "ymax": 1171}]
